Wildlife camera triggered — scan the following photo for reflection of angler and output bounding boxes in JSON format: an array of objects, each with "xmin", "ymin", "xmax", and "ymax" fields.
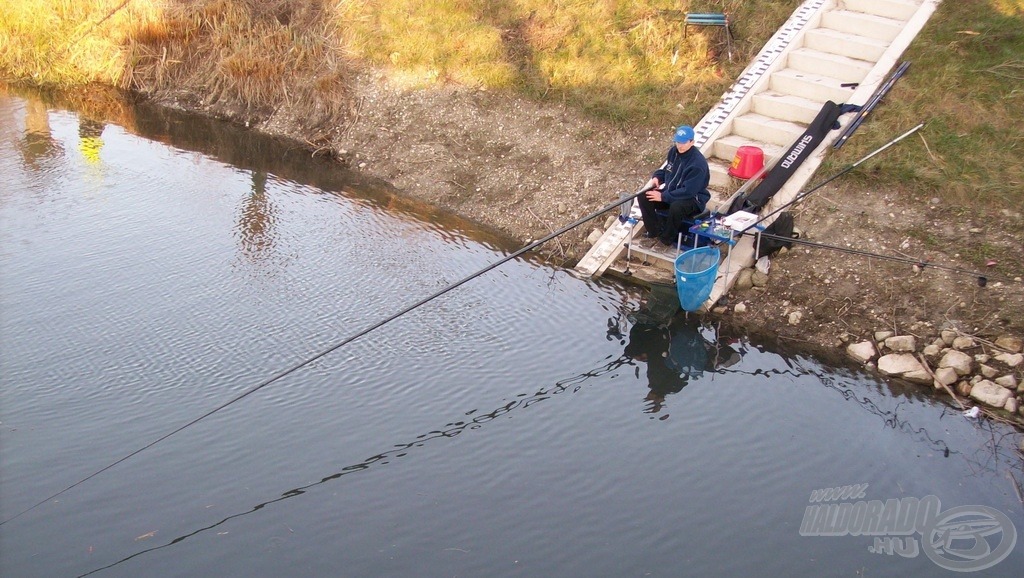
[
  {"xmin": 623, "ymin": 314, "xmax": 747, "ymax": 413},
  {"xmin": 624, "ymin": 320, "xmax": 687, "ymax": 413},
  {"xmin": 667, "ymin": 323, "xmax": 711, "ymax": 381}
]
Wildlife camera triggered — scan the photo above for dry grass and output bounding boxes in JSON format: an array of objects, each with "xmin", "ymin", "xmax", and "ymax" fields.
[
  {"xmin": 1, "ymin": 0, "xmax": 798, "ymax": 124},
  {"xmin": 2, "ymin": 0, "xmax": 1021, "ymax": 213},
  {"xmin": 1, "ymin": 0, "xmax": 355, "ymax": 128},
  {"xmin": 123, "ymin": 0, "xmax": 354, "ymax": 128},
  {"xmin": 0, "ymin": 0, "xmax": 163, "ymax": 86},
  {"xmin": 335, "ymin": 0, "xmax": 801, "ymax": 123}
]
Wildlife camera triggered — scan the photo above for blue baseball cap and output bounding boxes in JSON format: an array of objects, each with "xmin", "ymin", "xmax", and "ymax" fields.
[{"xmin": 673, "ymin": 125, "xmax": 695, "ymax": 143}]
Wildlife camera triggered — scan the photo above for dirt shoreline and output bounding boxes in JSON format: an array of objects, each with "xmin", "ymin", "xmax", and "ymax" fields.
[{"xmin": 151, "ymin": 72, "xmax": 1024, "ymax": 421}]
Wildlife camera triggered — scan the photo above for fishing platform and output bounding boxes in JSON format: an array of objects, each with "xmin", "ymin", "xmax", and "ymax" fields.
[{"xmin": 576, "ymin": 0, "xmax": 941, "ymax": 309}]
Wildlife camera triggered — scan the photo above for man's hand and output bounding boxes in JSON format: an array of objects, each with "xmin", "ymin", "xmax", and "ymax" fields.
[
  {"xmin": 646, "ymin": 177, "xmax": 660, "ymax": 190},
  {"xmin": 645, "ymin": 189, "xmax": 663, "ymax": 202}
]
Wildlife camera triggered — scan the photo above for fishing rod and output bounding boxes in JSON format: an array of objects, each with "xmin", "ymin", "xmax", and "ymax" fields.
[
  {"xmin": 0, "ymin": 181, "xmax": 653, "ymax": 527},
  {"xmin": 833, "ymin": 61, "xmax": 911, "ymax": 150},
  {"xmin": 737, "ymin": 123, "xmax": 925, "ymax": 236},
  {"xmin": 747, "ymin": 231, "xmax": 1006, "ymax": 287}
]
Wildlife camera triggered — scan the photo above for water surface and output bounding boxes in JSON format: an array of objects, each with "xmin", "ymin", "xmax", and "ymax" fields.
[{"xmin": 1, "ymin": 92, "xmax": 1021, "ymax": 577}]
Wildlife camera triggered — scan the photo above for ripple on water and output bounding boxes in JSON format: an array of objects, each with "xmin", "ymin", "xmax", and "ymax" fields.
[{"xmin": 4, "ymin": 95, "xmax": 1022, "ymax": 578}]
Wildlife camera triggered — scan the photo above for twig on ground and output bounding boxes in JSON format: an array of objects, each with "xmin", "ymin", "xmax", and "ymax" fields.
[
  {"xmin": 917, "ymin": 353, "xmax": 966, "ymax": 410},
  {"xmin": 443, "ymin": 179, "xmax": 468, "ymax": 191},
  {"xmin": 341, "ymin": 96, "xmax": 364, "ymax": 137},
  {"xmin": 950, "ymin": 329, "xmax": 1020, "ymax": 354},
  {"xmin": 918, "ymin": 132, "xmax": 942, "ymax": 165},
  {"xmin": 977, "ymin": 406, "xmax": 1022, "ymax": 428},
  {"xmin": 981, "ymin": 60, "xmax": 1024, "ymax": 80}
]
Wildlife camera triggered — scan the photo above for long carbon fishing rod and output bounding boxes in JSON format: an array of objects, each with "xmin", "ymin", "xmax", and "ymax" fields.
[
  {"xmin": 737, "ymin": 123, "xmax": 925, "ymax": 236},
  {"xmin": 749, "ymin": 231, "xmax": 1008, "ymax": 286},
  {"xmin": 1, "ymin": 183, "xmax": 652, "ymax": 527}
]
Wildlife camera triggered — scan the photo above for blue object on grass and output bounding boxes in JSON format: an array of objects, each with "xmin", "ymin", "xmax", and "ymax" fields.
[{"xmin": 674, "ymin": 246, "xmax": 721, "ymax": 312}]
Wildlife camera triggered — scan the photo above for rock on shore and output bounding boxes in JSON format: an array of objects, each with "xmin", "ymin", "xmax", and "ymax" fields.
[{"xmin": 846, "ymin": 329, "xmax": 1024, "ymax": 422}]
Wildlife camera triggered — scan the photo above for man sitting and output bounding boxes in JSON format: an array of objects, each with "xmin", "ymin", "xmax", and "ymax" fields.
[{"xmin": 638, "ymin": 125, "xmax": 711, "ymax": 246}]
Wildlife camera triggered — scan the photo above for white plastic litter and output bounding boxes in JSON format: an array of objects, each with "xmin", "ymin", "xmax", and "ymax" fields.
[
  {"xmin": 755, "ymin": 255, "xmax": 771, "ymax": 275},
  {"xmin": 963, "ymin": 406, "xmax": 980, "ymax": 419}
]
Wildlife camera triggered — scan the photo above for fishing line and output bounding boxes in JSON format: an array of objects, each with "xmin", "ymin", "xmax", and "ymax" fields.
[{"xmin": 1, "ymin": 185, "xmax": 648, "ymax": 527}]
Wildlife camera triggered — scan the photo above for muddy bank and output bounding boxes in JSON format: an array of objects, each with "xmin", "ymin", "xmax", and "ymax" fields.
[{"xmin": 146, "ymin": 71, "xmax": 1024, "ymax": 423}]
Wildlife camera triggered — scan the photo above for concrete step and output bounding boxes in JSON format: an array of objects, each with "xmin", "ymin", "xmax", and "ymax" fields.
[
  {"xmin": 770, "ymin": 68, "xmax": 858, "ymax": 105},
  {"xmin": 752, "ymin": 91, "xmax": 827, "ymax": 124},
  {"xmin": 787, "ymin": 47, "xmax": 873, "ymax": 84},
  {"xmin": 734, "ymin": 113, "xmax": 807, "ymax": 148},
  {"xmin": 804, "ymin": 27, "xmax": 889, "ymax": 61},
  {"xmin": 708, "ymin": 158, "xmax": 732, "ymax": 190},
  {"xmin": 844, "ymin": 0, "xmax": 920, "ymax": 21},
  {"xmin": 821, "ymin": 9, "xmax": 904, "ymax": 42},
  {"xmin": 714, "ymin": 130, "xmax": 792, "ymax": 166}
]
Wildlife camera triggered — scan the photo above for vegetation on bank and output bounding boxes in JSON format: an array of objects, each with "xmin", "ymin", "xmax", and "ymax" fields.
[
  {"xmin": 829, "ymin": 0, "xmax": 1024, "ymax": 210},
  {"xmin": 1, "ymin": 0, "xmax": 1021, "ymax": 210}
]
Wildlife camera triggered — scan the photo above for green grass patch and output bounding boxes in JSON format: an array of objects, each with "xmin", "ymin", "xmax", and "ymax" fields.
[{"xmin": 825, "ymin": 0, "xmax": 1024, "ymax": 212}]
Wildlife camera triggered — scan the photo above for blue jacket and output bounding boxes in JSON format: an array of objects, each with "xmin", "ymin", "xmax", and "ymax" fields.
[{"xmin": 653, "ymin": 146, "xmax": 711, "ymax": 208}]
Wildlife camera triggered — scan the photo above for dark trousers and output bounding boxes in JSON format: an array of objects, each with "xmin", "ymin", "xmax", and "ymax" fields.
[{"xmin": 637, "ymin": 195, "xmax": 703, "ymax": 244}]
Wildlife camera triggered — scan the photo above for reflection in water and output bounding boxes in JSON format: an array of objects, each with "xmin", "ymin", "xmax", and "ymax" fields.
[
  {"xmin": 622, "ymin": 284, "xmax": 744, "ymax": 415},
  {"xmin": 803, "ymin": 367, "xmax": 956, "ymax": 456},
  {"xmin": 78, "ymin": 117, "xmax": 105, "ymax": 164},
  {"xmin": 715, "ymin": 351, "xmax": 957, "ymax": 456},
  {"xmin": 79, "ymin": 350, "xmax": 636, "ymax": 577},
  {"xmin": 16, "ymin": 99, "xmax": 63, "ymax": 170},
  {"xmin": 75, "ymin": 287, "xmax": 968, "ymax": 577},
  {"xmin": 236, "ymin": 170, "xmax": 277, "ymax": 261},
  {"xmin": 125, "ymin": 100, "xmax": 515, "ymax": 251}
]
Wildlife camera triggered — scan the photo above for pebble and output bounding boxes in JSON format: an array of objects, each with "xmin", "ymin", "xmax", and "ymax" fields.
[
  {"xmin": 995, "ymin": 335, "xmax": 1023, "ymax": 353},
  {"xmin": 952, "ymin": 336, "xmax": 975, "ymax": 350}
]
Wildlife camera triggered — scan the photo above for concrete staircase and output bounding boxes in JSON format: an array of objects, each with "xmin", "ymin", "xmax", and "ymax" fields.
[
  {"xmin": 576, "ymin": 0, "xmax": 942, "ymax": 302},
  {"xmin": 704, "ymin": 0, "xmax": 931, "ymax": 196}
]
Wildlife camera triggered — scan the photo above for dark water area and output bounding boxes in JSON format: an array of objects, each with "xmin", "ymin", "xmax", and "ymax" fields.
[{"xmin": 1, "ymin": 89, "xmax": 1021, "ymax": 577}]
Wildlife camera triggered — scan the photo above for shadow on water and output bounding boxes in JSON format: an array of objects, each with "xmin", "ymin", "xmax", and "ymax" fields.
[{"xmin": 76, "ymin": 285, "xmax": 971, "ymax": 577}]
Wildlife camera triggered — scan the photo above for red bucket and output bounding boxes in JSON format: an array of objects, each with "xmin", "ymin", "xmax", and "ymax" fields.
[{"xmin": 728, "ymin": 145, "xmax": 764, "ymax": 179}]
